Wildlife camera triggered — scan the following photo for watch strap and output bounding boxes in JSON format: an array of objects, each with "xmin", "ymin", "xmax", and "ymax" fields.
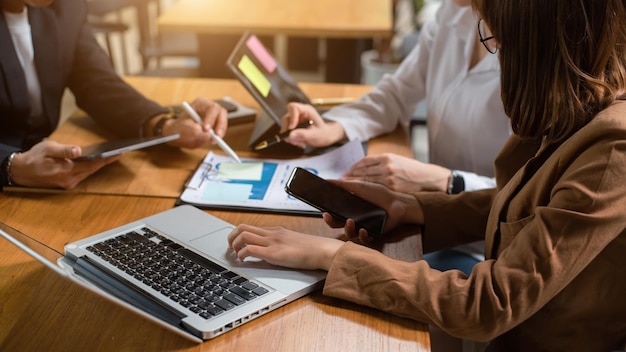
[{"xmin": 447, "ymin": 170, "xmax": 465, "ymax": 194}]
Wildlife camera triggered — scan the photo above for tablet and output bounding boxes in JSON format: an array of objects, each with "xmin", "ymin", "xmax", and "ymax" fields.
[
  {"xmin": 226, "ymin": 32, "xmax": 312, "ymax": 126},
  {"xmin": 75, "ymin": 134, "xmax": 180, "ymax": 161}
]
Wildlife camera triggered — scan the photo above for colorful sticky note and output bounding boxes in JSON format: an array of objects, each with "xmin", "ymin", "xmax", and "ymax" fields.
[
  {"xmin": 238, "ymin": 55, "xmax": 271, "ymax": 97},
  {"xmin": 217, "ymin": 162, "xmax": 263, "ymax": 181},
  {"xmin": 246, "ymin": 35, "xmax": 277, "ymax": 73}
]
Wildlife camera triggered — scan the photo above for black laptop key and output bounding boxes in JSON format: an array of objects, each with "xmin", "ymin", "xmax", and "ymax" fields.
[
  {"xmin": 215, "ymin": 299, "xmax": 235, "ymax": 311},
  {"xmin": 126, "ymin": 231, "xmax": 148, "ymax": 243},
  {"xmin": 233, "ymin": 276, "xmax": 248, "ymax": 285},
  {"xmin": 242, "ymin": 281, "xmax": 259, "ymax": 291},
  {"xmin": 93, "ymin": 242, "xmax": 109, "ymax": 251},
  {"xmin": 229, "ymin": 286, "xmax": 256, "ymax": 300},
  {"xmin": 178, "ymin": 248, "xmax": 228, "ymax": 274},
  {"xmin": 224, "ymin": 292, "xmax": 246, "ymax": 306},
  {"xmin": 205, "ymin": 294, "xmax": 220, "ymax": 302},
  {"xmin": 167, "ymin": 242, "xmax": 183, "ymax": 250},
  {"xmin": 119, "ymin": 235, "xmax": 134, "ymax": 244},
  {"xmin": 222, "ymin": 271, "xmax": 239, "ymax": 280},
  {"xmin": 206, "ymin": 305, "xmax": 224, "ymax": 316},
  {"xmin": 195, "ymin": 289, "xmax": 211, "ymax": 298},
  {"xmin": 252, "ymin": 287, "xmax": 270, "ymax": 296}
]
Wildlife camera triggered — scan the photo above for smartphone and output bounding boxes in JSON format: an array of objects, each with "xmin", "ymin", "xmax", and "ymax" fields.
[
  {"xmin": 215, "ymin": 99, "xmax": 238, "ymax": 113},
  {"xmin": 285, "ymin": 167, "xmax": 387, "ymax": 237}
]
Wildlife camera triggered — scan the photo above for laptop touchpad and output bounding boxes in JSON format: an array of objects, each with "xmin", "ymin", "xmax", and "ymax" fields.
[
  {"xmin": 189, "ymin": 227, "xmax": 326, "ymax": 292},
  {"xmin": 189, "ymin": 227, "xmax": 268, "ymax": 267}
]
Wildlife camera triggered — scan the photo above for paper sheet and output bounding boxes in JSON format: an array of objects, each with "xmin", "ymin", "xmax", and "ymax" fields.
[{"xmin": 179, "ymin": 140, "xmax": 365, "ymax": 214}]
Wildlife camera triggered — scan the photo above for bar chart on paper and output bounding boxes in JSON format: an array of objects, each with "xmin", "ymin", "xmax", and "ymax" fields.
[{"xmin": 177, "ymin": 140, "xmax": 365, "ymax": 215}]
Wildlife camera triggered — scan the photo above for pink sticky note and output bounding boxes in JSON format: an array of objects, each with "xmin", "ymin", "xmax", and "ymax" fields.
[{"xmin": 246, "ymin": 35, "xmax": 277, "ymax": 73}]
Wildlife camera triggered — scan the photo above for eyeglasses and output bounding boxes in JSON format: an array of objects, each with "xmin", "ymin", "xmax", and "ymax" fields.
[{"xmin": 478, "ymin": 19, "xmax": 497, "ymax": 54}]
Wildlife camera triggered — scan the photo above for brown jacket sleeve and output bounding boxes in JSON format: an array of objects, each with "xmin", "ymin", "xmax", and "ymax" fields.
[{"xmin": 324, "ymin": 102, "xmax": 626, "ymax": 350}]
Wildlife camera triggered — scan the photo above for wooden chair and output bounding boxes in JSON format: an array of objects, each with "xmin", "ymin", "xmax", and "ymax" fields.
[
  {"xmin": 87, "ymin": 2, "xmax": 132, "ymax": 74},
  {"xmin": 87, "ymin": 0, "xmax": 198, "ymax": 77}
]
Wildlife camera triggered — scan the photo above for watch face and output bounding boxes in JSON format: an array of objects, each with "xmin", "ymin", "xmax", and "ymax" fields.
[{"xmin": 450, "ymin": 171, "xmax": 465, "ymax": 194}]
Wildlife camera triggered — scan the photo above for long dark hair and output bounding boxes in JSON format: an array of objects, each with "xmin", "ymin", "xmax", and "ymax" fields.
[{"xmin": 472, "ymin": 0, "xmax": 626, "ymax": 143}]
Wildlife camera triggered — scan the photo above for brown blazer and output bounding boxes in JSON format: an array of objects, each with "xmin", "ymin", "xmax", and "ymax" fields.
[{"xmin": 324, "ymin": 101, "xmax": 626, "ymax": 351}]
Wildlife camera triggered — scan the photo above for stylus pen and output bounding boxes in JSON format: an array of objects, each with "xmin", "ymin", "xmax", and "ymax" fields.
[
  {"xmin": 181, "ymin": 101, "xmax": 242, "ymax": 163},
  {"xmin": 254, "ymin": 120, "xmax": 314, "ymax": 150}
]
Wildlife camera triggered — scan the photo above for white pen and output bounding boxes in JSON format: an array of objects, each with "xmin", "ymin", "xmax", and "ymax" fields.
[{"xmin": 181, "ymin": 101, "xmax": 242, "ymax": 163}]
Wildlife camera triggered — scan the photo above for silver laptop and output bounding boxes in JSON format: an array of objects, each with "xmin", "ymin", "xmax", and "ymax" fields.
[{"xmin": 0, "ymin": 205, "xmax": 326, "ymax": 342}]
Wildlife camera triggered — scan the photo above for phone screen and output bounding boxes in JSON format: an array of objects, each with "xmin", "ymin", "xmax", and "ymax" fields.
[{"xmin": 285, "ymin": 167, "xmax": 387, "ymax": 236}]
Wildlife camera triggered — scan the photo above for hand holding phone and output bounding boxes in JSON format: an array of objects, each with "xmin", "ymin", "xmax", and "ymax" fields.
[{"xmin": 285, "ymin": 167, "xmax": 387, "ymax": 237}]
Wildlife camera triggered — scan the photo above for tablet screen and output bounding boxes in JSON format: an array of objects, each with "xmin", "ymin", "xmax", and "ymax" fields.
[{"xmin": 226, "ymin": 32, "xmax": 311, "ymax": 126}]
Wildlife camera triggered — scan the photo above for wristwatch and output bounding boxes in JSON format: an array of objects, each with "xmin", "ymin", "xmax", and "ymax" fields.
[
  {"xmin": 447, "ymin": 170, "xmax": 465, "ymax": 194},
  {"xmin": 152, "ymin": 115, "xmax": 170, "ymax": 137},
  {"xmin": 152, "ymin": 106, "xmax": 181, "ymax": 137}
]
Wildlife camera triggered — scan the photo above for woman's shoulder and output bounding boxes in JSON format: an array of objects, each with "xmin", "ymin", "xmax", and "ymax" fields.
[
  {"xmin": 563, "ymin": 100, "xmax": 626, "ymax": 155},
  {"xmin": 590, "ymin": 100, "xmax": 626, "ymax": 130}
]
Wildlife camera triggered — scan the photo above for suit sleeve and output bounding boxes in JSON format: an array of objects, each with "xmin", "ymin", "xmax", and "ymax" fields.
[{"xmin": 66, "ymin": 16, "xmax": 166, "ymax": 138}]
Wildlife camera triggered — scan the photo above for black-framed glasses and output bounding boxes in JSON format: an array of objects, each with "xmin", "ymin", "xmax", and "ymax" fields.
[{"xmin": 478, "ymin": 19, "xmax": 497, "ymax": 54}]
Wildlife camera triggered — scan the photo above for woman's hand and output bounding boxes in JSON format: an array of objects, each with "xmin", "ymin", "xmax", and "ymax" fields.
[
  {"xmin": 228, "ymin": 224, "xmax": 344, "ymax": 271},
  {"xmin": 322, "ymin": 179, "xmax": 424, "ymax": 242},
  {"xmin": 10, "ymin": 140, "xmax": 120, "ymax": 189},
  {"xmin": 343, "ymin": 153, "xmax": 451, "ymax": 193},
  {"xmin": 280, "ymin": 102, "xmax": 346, "ymax": 148}
]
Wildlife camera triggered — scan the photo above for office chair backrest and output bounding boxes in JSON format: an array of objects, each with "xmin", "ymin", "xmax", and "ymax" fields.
[{"xmin": 87, "ymin": 0, "xmax": 198, "ymax": 76}]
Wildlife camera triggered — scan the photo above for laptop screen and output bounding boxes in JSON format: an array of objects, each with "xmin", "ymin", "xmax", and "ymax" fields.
[
  {"xmin": 0, "ymin": 222, "xmax": 67, "ymax": 276},
  {"xmin": 226, "ymin": 32, "xmax": 312, "ymax": 126}
]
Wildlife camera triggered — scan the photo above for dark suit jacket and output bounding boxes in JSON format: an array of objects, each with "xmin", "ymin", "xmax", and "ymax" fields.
[{"xmin": 0, "ymin": 0, "xmax": 166, "ymax": 186}]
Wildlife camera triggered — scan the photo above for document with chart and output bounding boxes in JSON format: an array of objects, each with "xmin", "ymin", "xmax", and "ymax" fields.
[{"xmin": 176, "ymin": 140, "xmax": 365, "ymax": 215}]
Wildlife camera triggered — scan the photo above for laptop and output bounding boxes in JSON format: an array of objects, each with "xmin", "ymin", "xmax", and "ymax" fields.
[
  {"xmin": 0, "ymin": 205, "xmax": 326, "ymax": 342},
  {"xmin": 226, "ymin": 32, "xmax": 327, "ymax": 152}
]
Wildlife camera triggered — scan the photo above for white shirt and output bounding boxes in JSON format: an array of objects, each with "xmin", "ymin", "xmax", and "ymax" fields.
[
  {"xmin": 324, "ymin": 0, "xmax": 511, "ymax": 192},
  {"xmin": 323, "ymin": 1, "xmax": 512, "ymax": 261}
]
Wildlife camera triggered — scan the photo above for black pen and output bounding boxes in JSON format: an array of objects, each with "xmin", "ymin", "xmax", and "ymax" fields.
[{"xmin": 254, "ymin": 120, "xmax": 313, "ymax": 150}]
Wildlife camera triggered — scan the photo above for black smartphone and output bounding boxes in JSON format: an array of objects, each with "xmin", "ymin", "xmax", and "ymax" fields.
[
  {"xmin": 215, "ymin": 99, "xmax": 239, "ymax": 113},
  {"xmin": 285, "ymin": 167, "xmax": 387, "ymax": 237}
]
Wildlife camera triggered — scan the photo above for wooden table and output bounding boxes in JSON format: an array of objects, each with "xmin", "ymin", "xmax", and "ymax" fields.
[
  {"xmin": 0, "ymin": 77, "xmax": 430, "ymax": 351},
  {"xmin": 157, "ymin": 0, "xmax": 393, "ymax": 82},
  {"xmin": 158, "ymin": 0, "xmax": 392, "ymax": 38}
]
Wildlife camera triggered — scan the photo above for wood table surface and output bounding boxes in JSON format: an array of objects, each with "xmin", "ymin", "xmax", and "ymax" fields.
[
  {"xmin": 158, "ymin": 0, "xmax": 393, "ymax": 38},
  {"xmin": 0, "ymin": 76, "xmax": 430, "ymax": 352}
]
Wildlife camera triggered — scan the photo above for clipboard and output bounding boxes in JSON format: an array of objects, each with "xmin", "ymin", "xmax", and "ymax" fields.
[{"xmin": 175, "ymin": 140, "xmax": 367, "ymax": 215}]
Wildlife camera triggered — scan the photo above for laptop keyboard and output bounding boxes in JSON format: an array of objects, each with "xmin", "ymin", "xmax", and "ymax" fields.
[{"xmin": 85, "ymin": 227, "xmax": 269, "ymax": 320}]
